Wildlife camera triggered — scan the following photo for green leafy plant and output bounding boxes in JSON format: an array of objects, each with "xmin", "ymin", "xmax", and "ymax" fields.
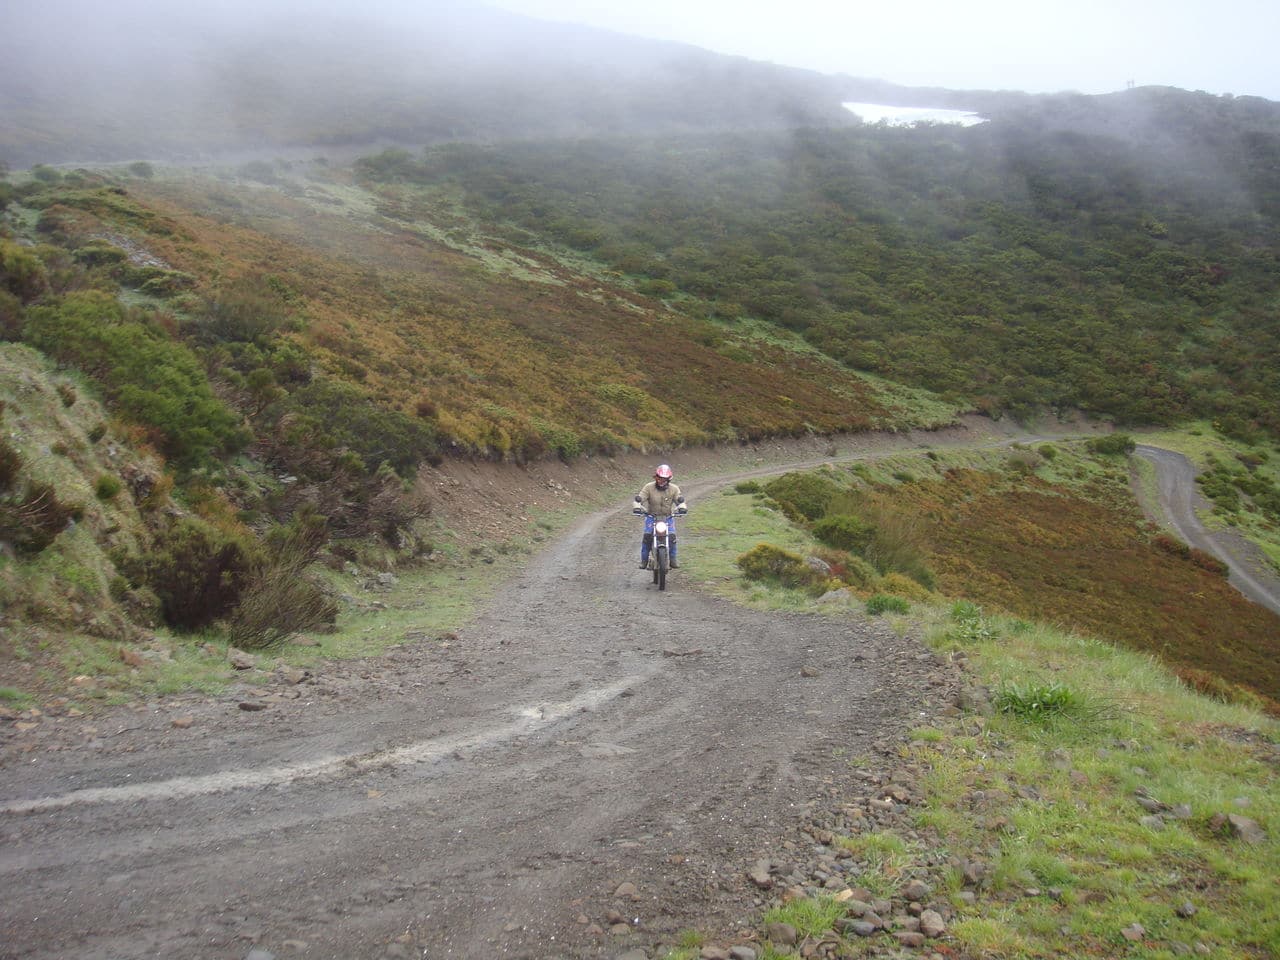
[{"xmin": 866, "ymin": 593, "xmax": 909, "ymax": 615}]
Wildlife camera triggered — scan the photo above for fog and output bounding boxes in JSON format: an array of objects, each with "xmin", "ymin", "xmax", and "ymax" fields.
[
  {"xmin": 2, "ymin": 0, "xmax": 1278, "ymax": 168},
  {"xmin": 491, "ymin": 0, "xmax": 1280, "ymax": 101}
]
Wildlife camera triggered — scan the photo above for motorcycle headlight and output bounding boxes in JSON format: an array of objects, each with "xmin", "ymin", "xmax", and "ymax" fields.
[{"xmin": 654, "ymin": 521, "xmax": 669, "ymax": 535}]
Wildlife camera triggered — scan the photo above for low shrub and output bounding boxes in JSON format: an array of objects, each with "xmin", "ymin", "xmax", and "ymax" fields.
[
  {"xmin": 878, "ymin": 571, "xmax": 932, "ymax": 600},
  {"xmin": 1086, "ymin": 433, "xmax": 1137, "ymax": 455},
  {"xmin": 812, "ymin": 512, "xmax": 874, "ymax": 553},
  {"xmin": 225, "ymin": 509, "xmax": 338, "ymax": 649},
  {"xmin": 733, "ymin": 480, "xmax": 762, "ymax": 494},
  {"xmin": 763, "ymin": 471, "xmax": 843, "ymax": 521},
  {"xmin": 736, "ymin": 543, "xmax": 826, "ymax": 593},
  {"xmin": 22, "ymin": 292, "xmax": 247, "ymax": 469},
  {"xmin": 0, "ymin": 480, "xmax": 82, "ymax": 554},
  {"xmin": 866, "ymin": 593, "xmax": 909, "ymax": 615},
  {"xmin": 95, "ymin": 474, "xmax": 123, "ymax": 500},
  {"xmin": 125, "ymin": 518, "xmax": 261, "ymax": 630},
  {"xmin": 1188, "ymin": 547, "xmax": 1229, "ymax": 577}
]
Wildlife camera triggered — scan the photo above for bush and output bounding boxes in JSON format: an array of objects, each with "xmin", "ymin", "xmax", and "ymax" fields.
[
  {"xmin": 736, "ymin": 543, "xmax": 826, "ymax": 593},
  {"xmin": 1, "ymin": 239, "xmax": 49, "ymax": 303},
  {"xmin": 22, "ymin": 292, "xmax": 247, "ymax": 468},
  {"xmin": 126, "ymin": 518, "xmax": 261, "ymax": 630},
  {"xmin": 733, "ymin": 480, "xmax": 762, "ymax": 494},
  {"xmin": 95, "ymin": 474, "xmax": 123, "ymax": 500},
  {"xmin": 279, "ymin": 378, "xmax": 440, "ymax": 478},
  {"xmin": 1086, "ymin": 433, "xmax": 1137, "ymax": 455},
  {"xmin": 0, "ymin": 479, "xmax": 82, "ymax": 554},
  {"xmin": 812, "ymin": 547, "xmax": 878, "ymax": 589},
  {"xmin": 866, "ymin": 593, "xmax": 909, "ymax": 615},
  {"xmin": 812, "ymin": 512, "xmax": 874, "ymax": 553},
  {"xmin": 878, "ymin": 571, "xmax": 932, "ymax": 600},
  {"xmin": 763, "ymin": 471, "xmax": 842, "ymax": 521},
  {"xmin": 200, "ymin": 278, "xmax": 286, "ymax": 343},
  {"xmin": 225, "ymin": 509, "xmax": 338, "ymax": 648}
]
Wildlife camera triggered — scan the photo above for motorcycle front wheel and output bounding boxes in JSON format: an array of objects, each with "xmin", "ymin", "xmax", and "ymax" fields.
[{"xmin": 656, "ymin": 546, "xmax": 668, "ymax": 591}]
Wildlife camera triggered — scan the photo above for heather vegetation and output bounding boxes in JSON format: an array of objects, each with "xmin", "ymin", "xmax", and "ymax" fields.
[
  {"xmin": 356, "ymin": 95, "xmax": 1280, "ymax": 440},
  {"xmin": 712, "ymin": 442, "xmax": 1280, "ymax": 709}
]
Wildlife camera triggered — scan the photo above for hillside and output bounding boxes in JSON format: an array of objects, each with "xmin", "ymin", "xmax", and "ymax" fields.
[{"xmin": 3, "ymin": 0, "xmax": 1280, "ymax": 716}]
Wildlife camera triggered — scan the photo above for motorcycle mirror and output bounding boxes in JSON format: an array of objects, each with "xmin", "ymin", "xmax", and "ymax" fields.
[
  {"xmin": 676, "ymin": 496, "xmax": 686, "ymax": 504},
  {"xmin": 634, "ymin": 495, "xmax": 642, "ymax": 502}
]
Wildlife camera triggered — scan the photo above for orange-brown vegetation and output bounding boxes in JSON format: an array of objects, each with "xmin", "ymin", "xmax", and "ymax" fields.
[
  {"xmin": 122, "ymin": 177, "xmax": 897, "ymax": 458},
  {"xmin": 873, "ymin": 468, "xmax": 1280, "ymax": 704}
]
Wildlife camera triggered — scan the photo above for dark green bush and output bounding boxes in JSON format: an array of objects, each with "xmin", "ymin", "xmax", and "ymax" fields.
[
  {"xmin": 812, "ymin": 512, "xmax": 874, "ymax": 553},
  {"xmin": 22, "ymin": 292, "xmax": 247, "ymax": 468},
  {"xmin": 1, "ymin": 239, "xmax": 49, "ymax": 303},
  {"xmin": 95, "ymin": 474, "xmax": 123, "ymax": 500},
  {"xmin": 1086, "ymin": 433, "xmax": 1137, "ymax": 455},
  {"xmin": 278, "ymin": 378, "xmax": 440, "ymax": 478},
  {"xmin": 763, "ymin": 471, "xmax": 842, "ymax": 521},
  {"xmin": 866, "ymin": 593, "xmax": 909, "ymax": 615},
  {"xmin": 733, "ymin": 480, "xmax": 762, "ymax": 494},
  {"xmin": 126, "ymin": 518, "xmax": 261, "ymax": 630}
]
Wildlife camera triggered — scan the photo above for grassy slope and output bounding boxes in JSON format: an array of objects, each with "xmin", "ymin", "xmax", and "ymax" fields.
[{"xmin": 683, "ymin": 467, "xmax": 1279, "ymax": 959}]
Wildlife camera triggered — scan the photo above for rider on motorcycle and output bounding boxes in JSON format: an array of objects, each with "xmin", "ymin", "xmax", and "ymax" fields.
[{"xmin": 633, "ymin": 464, "xmax": 686, "ymax": 568}]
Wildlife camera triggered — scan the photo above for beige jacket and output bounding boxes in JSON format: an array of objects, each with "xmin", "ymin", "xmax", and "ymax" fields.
[{"xmin": 636, "ymin": 480, "xmax": 683, "ymax": 517}]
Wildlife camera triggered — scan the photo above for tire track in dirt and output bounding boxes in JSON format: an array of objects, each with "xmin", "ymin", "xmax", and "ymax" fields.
[{"xmin": 1135, "ymin": 444, "xmax": 1280, "ymax": 616}]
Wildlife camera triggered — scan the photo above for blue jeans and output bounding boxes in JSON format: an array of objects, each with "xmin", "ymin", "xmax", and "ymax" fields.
[{"xmin": 640, "ymin": 515, "xmax": 677, "ymax": 565}]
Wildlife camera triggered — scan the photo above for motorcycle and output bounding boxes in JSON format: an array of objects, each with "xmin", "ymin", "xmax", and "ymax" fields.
[{"xmin": 633, "ymin": 495, "xmax": 687, "ymax": 591}]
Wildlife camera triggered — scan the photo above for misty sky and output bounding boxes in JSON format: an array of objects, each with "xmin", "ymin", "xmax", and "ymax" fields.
[{"xmin": 488, "ymin": 0, "xmax": 1280, "ymax": 101}]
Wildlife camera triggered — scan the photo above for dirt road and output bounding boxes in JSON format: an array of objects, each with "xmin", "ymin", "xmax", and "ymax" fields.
[
  {"xmin": 1135, "ymin": 444, "xmax": 1280, "ymax": 616},
  {"xmin": 0, "ymin": 452, "xmax": 961, "ymax": 960}
]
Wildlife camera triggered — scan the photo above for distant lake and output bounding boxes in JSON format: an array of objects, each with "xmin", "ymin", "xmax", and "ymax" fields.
[{"xmin": 842, "ymin": 102, "xmax": 987, "ymax": 127}]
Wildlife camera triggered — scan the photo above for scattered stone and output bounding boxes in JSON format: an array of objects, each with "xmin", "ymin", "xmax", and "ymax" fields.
[
  {"xmin": 699, "ymin": 947, "xmax": 730, "ymax": 960},
  {"xmin": 1121, "ymin": 923, "xmax": 1146, "ymax": 942},
  {"xmin": 244, "ymin": 950, "xmax": 275, "ymax": 960},
  {"xmin": 614, "ymin": 882, "xmax": 640, "ymax": 899},
  {"xmin": 1169, "ymin": 804, "xmax": 1193, "ymax": 820},
  {"xmin": 902, "ymin": 879, "xmax": 931, "ymax": 902},
  {"xmin": 610, "ymin": 922, "xmax": 632, "ymax": 936},
  {"xmin": 729, "ymin": 947, "xmax": 757, "ymax": 960},
  {"xmin": 615, "ymin": 950, "xmax": 648, "ymax": 960},
  {"xmin": 228, "ymin": 648, "xmax": 257, "ymax": 670},
  {"xmin": 171, "ymin": 716, "xmax": 194, "ymax": 729},
  {"xmin": 805, "ymin": 556, "xmax": 832, "ymax": 576},
  {"xmin": 895, "ymin": 931, "xmax": 926, "ymax": 948},
  {"xmin": 1140, "ymin": 815, "xmax": 1166, "ymax": 831},
  {"xmin": 763, "ymin": 922, "xmax": 797, "ymax": 946},
  {"xmin": 1135, "ymin": 795, "xmax": 1166, "ymax": 813},
  {"xmin": 799, "ymin": 666, "xmax": 820, "ymax": 679},
  {"xmin": 280, "ymin": 941, "xmax": 308, "ymax": 953},
  {"xmin": 844, "ymin": 921, "xmax": 877, "ymax": 938},
  {"xmin": 748, "ymin": 861, "xmax": 774, "ymax": 889},
  {"xmin": 70, "ymin": 675, "xmax": 98, "ymax": 688},
  {"xmin": 920, "ymin": 910, "xmax": 946, "ymax": 938},
  {"xmin": 1214, "ymin": 813, "xmax": 1266, "ymax": 843},
  {"xmin": 238, "ymin": 701, "xmax": 268, "ymax": 712},
  {"xmin": 1177, "ymin": 902, "xmax": 1197, "ymax": 919}
]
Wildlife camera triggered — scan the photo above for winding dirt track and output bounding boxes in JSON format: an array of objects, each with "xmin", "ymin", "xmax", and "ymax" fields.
[
  {"xmin": 1135, "ymin": 445, "xmax": 1280, "ymax": 616},
  {"xmin": 0, "ymin": 460, "xmax": 952, "ymax": 960}
]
